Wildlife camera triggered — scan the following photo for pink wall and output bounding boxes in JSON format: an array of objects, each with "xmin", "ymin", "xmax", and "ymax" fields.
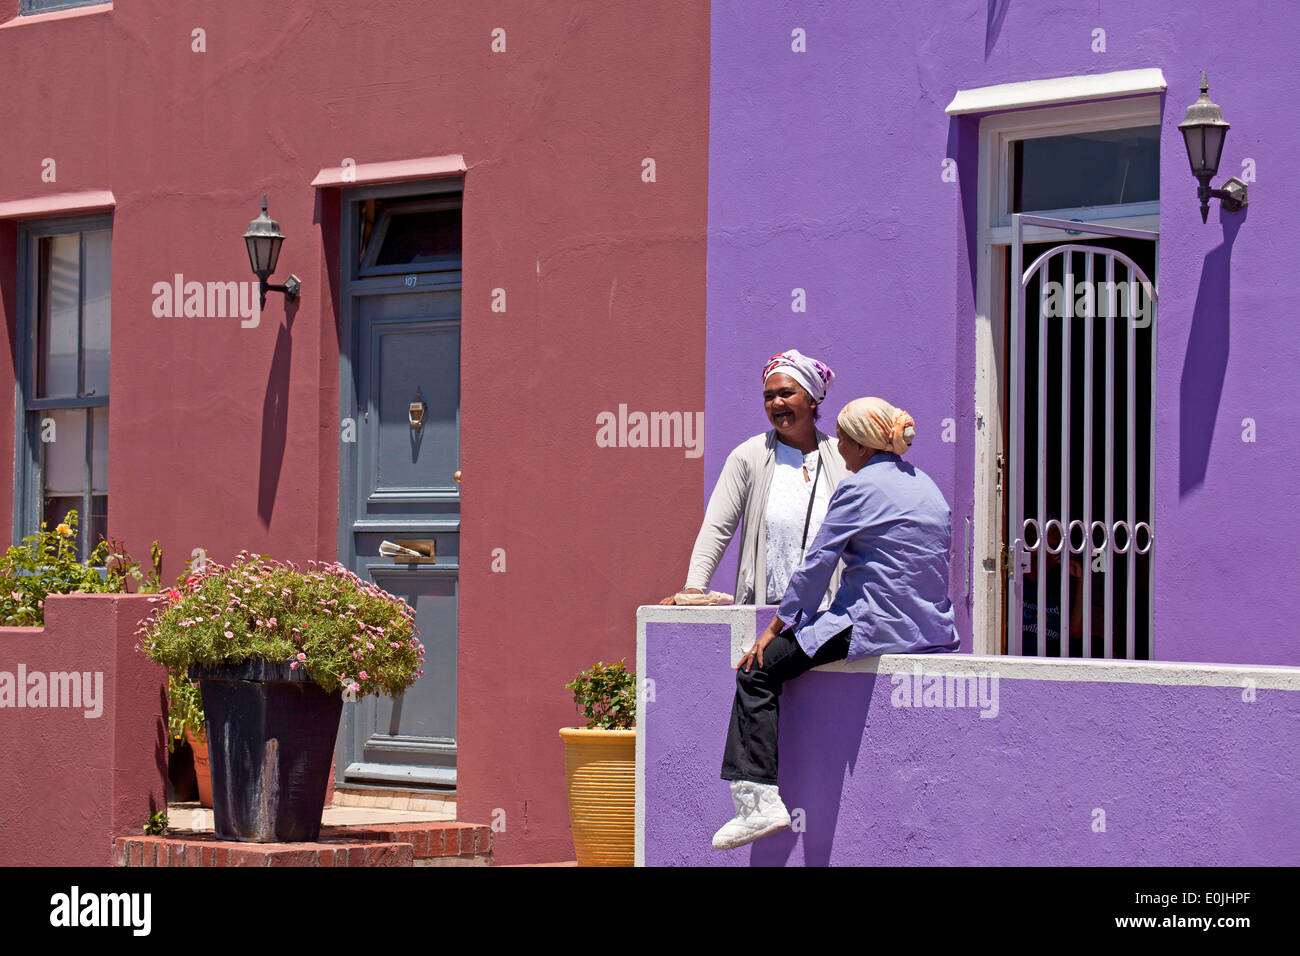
[
  {"xmin": 0, "ymin": 1, "xmax": 709, "ymax": 863},
  {"xmin": 0, "ymin": 593, "xmax": 166, "ymax": 866}
]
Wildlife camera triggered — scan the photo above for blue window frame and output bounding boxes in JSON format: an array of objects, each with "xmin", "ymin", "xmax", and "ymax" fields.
[
  {"xmin": 15, "ymin": 214, "xmax": 112, "ymax": 561},
  {"xmin": 19, "ymin": 0, "xmax": 105, "ymax": 14}
]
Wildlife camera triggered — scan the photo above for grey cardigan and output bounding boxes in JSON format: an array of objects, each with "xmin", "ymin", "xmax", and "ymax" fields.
[{"xmin": 685, "ymin": 429, "xmax": 848, "ymax": 605}]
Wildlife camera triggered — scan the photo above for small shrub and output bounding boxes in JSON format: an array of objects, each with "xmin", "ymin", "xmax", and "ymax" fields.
[
  {"xmin": 566, "ymin": 659, "xmax": 637, "ymax": 730},
  {"xmin": 138, "ymin": 552, "xmax": 424, "ymax": 699},
  {"xmin": 166, "ymin": 669, "xmax": 205, "ymax": 752},
  {"xmin": 0, "ymin": 510, "xmax": 113, "ymax": 626}
]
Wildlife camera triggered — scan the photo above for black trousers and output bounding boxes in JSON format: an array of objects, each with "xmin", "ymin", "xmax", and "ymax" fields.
[{"xmin": 720, "ymin": 626, "xmax": 852, "ymax": 785}]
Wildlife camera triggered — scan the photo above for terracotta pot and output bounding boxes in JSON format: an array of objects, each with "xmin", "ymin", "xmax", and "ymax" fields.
[
  {"xmin": 558, "ymin": 727, "xmax": 636, "ymax": 866},
  {"xmin": 185, "ymin": 730, "xmax": 213, "ymax": 808}
]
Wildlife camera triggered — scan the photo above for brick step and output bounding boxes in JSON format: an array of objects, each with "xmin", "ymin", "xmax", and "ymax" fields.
[{"xmin": 114, "ymin": 822, "xmax": 493, "ymax": 867}]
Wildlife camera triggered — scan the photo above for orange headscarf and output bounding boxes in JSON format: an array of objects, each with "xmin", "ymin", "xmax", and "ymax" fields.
[{"xmin": 837, "ymin": 397, "xmax": 916, "ymax": 454}]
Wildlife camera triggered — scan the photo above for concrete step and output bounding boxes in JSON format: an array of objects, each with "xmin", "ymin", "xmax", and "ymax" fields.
[
  {"xmin": 114, "ymin": 822, "xmax": 492, "ymax": 867},
  {"xmin": 167, "ymin": 800, "xmax": 456, "ymax": 831}
]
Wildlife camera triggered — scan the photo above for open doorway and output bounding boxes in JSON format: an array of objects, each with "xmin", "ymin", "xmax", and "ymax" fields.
[{"xmin": 1001, "ymin": 228, "xmax": 1156, "ymax": 659}]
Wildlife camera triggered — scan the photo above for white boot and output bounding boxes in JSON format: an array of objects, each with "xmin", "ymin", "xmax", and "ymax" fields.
[{"xmin": 711, "ymin": 780, "xmax": 791, "ymax": 850}]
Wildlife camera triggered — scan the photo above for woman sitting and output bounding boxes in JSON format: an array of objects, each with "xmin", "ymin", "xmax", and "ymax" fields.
[
  {"xmin": 661, "ymin": 349, "xmax": 847, "ymax": 608},
  {"xmin": 712, "ymin": 396, "xmax": 961, "ymax": 850}
]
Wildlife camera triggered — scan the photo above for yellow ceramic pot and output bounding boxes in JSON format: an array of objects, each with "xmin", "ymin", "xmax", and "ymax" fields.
[{"xmin": 559, "ymin": 727, "xmax": 636, "ymax": 866}]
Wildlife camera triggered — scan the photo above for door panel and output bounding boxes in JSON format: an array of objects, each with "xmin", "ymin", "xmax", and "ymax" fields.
[{"xmin": 340, "ymin": 278, "xmax": 461, "ymax": 788}]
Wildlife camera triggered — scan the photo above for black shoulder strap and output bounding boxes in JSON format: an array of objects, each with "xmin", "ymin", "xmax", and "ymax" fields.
[{"xmin": 800, "ymin": 453, "xmax": 825, "ymax": 555}]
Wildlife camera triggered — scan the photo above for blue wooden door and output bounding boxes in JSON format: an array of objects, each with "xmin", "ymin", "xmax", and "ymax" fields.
[{"xmin": 337, "ymin": 185, "xmax": 461, "ymax": 788}]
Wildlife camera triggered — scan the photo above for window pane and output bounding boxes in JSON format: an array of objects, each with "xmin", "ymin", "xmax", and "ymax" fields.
[
  {"xmin": 374, "ymin": 206, "xmax": 461, "ymax": 266},
  {"xmin": 21, "ymin": 0, "xmax": 104, "ymax": 14},
  {"xmin": 38, "ymin": 235, "xmax": 80, "ymax": 398},
  {"xmin": 82, "ymin": 229, "xmax": 111, "ymax": 397},
  {"xmin": 1012, "ymin": 125, "xmax": 1159, "ymax": 213},
  {"xmin": 43, "ymin": 496, "xmax": 81, "ymax": 532},
  {"xmin": 88, "ymin": 495, "xmax": 108, "ymax": 556},
  {"xmin": 43, "ymin": 408, "xmax": 86, "ymax": 496},
  {"xmin": 91, "ymin": 406, "xmax": 108, "ymax": 494}
]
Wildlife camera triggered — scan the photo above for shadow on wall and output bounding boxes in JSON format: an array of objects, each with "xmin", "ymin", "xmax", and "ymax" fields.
[
  {"xmin": 986, "ymin": 0, "xmax": 1012, "ymax": 59},
  {"xmin": 258, "ymin": 301, "xmax": 298, "ymax": 526},
  {"xmin": 1179, "ymin": 208, "xmax": 1245, "ymax": 496},
  {"xmin": 745, "ymin": 672, "xmax": 878, "ymax": 867}
]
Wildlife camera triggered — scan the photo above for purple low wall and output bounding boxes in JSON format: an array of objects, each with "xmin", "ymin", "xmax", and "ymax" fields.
[
  {"xmin": 636, "ymin": 606, "xmax": 1300, "ymax": 866},
  {"xmin": 0, "ymin": 593, "xmax": 167, "ymax": 866}
]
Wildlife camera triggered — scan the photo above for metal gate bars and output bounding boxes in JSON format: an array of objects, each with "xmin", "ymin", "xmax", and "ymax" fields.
[{"xmin": 1008, "ymin": 214, "xmax": 1157, "ymax": 658}]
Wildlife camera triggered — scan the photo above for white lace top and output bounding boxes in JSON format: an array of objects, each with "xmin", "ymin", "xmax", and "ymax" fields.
[{"xmin": 764, "ymin": 441, "xmax": 832, "ymax": 608}]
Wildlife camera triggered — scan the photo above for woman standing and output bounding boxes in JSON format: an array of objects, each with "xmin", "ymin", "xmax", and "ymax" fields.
[
  {"xmin": 711, "ymin": 396, "xmax": 960, "ymax": 850},
  {"xmin": 661, "ymin": 350, "xmax": 847, "ymax": 607}
]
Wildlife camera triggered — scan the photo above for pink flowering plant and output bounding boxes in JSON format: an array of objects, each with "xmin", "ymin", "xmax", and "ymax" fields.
[{"xmin": 138, "ymin": 552, "xmax": 424, "ymax": 698}]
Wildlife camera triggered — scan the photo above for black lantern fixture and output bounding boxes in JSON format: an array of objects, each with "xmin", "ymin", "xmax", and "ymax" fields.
[
  {"xmin": 1178, "ymin": 72, "xmax": 1248, "ymax": 223},
  {"xmin": 243, "ymin": 195, "xmax": 302, "ymax": 307}
]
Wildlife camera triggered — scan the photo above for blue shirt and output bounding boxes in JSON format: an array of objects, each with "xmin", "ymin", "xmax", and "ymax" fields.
[{"xmin": 776, "ymin": 452, "xmax": 960, "ymax": 661}]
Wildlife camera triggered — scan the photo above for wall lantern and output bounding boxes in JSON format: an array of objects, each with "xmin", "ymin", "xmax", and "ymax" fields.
[
  {"xmin": 243, "ymin": 195, "xmax": 302, "ymax": 307},
  {"xmin": 1177, "ymin": 72, "xmax": 1248, "ymax": 223}
]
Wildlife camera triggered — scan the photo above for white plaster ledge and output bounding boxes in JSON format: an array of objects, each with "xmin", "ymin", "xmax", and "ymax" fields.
[
  {"xmin": 945, "ymin": 68, "xmax": 1167, "ymax": 115},
  {"xmin": 310, "ymin": 155, "xmax": 465, "ymax": 188},
  {"xmin": 635, "ymin": 605, "xmax": 1300, "ymax": 691},
  {"xmin": 0, "ymin": 190, "xmax": 115, "ymax": 220}
]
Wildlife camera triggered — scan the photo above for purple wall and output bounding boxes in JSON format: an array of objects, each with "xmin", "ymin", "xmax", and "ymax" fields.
[
  {"xmin": 704, "ymin": 2, "xmax": 1300, "ymax": 665},
  {"xmin": 640, "ymin": 611, "xmax": 1300, "ymax": 866}
]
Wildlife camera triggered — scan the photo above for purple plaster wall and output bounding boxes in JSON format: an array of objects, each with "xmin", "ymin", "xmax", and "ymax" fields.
[
  {"xmin": 642, "ymin": 616, "xmax": 1300, "ymax": 866},
  {"xmin": 704, "ymin": 2, "xmax": 1300, "ymax": 665}
]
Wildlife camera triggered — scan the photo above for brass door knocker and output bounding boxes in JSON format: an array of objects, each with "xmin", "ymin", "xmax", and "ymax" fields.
[{"xmin": 409, "ymin": 388, "xmax": 426, "ymax": 429}]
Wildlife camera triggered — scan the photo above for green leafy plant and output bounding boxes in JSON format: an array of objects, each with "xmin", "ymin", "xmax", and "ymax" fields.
[
  {"xmin": 566, "ymin": 659, "xmax": 637, "ymax": 730},
  {"xmin": 137, "ymin": 552, "xmax": 425, "ymax": 699},
  {"xmin": 166, "ymin": 669, "xmax": 206, "ymax": 753},
  {"xmin": 144, "ymin": 811, "xmax": 167, "ymax": 836},
  {"xmin": 99, "ymin": 536, "xmax": 165, "ymax": 594},
  {"xmin": 0, "ymin": 510, "xmax": 116, "ymax": 626}
]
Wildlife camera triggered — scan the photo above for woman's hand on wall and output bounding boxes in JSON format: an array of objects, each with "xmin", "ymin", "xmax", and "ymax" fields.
[
  {"xmin": 739, "ymin": 616, "xmax": 785, "ymax": 671},
  {"xmin": 660, "ymin": 587, "xmax": 704, "ymax": 605}
]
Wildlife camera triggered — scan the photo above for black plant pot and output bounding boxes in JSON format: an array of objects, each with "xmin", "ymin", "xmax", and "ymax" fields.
[{"xmin": 189, "ymin": 659, "xmax": 343, "ymax": 843}]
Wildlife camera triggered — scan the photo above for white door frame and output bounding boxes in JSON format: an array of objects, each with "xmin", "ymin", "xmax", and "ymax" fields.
[{"xmin": 971, "ymin": 94, "xmax": 1161, "ymax": 655}]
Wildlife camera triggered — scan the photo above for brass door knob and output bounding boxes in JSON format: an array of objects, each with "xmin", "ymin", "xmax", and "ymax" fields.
[{"xmin": 453, "ymin": 470, "xmax": 462, "ymax": 484}]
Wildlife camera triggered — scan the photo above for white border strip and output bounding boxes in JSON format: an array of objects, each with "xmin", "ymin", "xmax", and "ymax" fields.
[
  {"xmin": 945, "ymin": 68, "xmax": 1166, "ymax": 115},
  {"xmin": 635, "ymin": 605, "xmax": 755, "ymax": 866}
]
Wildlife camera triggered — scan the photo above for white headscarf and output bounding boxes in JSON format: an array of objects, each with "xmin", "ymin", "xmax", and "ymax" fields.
[{"xmin": 762, "ymin": 350, "xmax": 836, "ymax": 404}]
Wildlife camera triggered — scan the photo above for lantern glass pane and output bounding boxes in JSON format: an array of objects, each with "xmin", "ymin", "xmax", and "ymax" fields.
[
  {"xmin": 1202, "ymin": 126, "xmax": 1226, "ymax": 178},
  {"xmin": 246, "ymin": 235, "xmax": 281, "ymax": 276},
  {"xmin": 1182, "ymin": 126, "xmax": 1206, "ymax": 175}
]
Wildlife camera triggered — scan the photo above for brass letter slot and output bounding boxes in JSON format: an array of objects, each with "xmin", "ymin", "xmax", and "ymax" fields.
[{"xmin": 379, "ymin": 539, "xmax": 437, "ymax": 563}]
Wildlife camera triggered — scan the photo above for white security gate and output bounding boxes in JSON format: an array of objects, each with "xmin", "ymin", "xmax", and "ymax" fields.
[{"xmin": 1007, "ymin": 214, "xmax": 1157, "ymax": 659}]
